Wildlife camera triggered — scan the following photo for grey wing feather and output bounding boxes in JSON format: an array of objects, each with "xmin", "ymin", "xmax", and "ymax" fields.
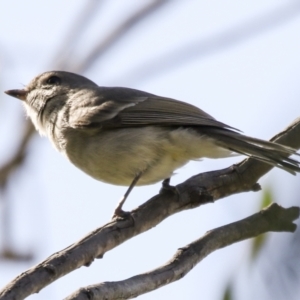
[
  {"xmin": 69, "ymin": 87, "xmax": 300, "ymax": 173},
  {"xmin": 72, "ymin": 87, "xmax": 238, "ymax": 130},
  {"xmin": 113, "ymin": 97, "xmax": 237, "ymax": 129},
  {"xmin": 68, "ymin": 87, "xmax": 148, "ymax": 127}
]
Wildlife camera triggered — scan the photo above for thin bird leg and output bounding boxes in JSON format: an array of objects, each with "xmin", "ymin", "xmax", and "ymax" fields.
[{"xmin": 113, "ymin": 172, "xmax": 143, "ymax": 218}]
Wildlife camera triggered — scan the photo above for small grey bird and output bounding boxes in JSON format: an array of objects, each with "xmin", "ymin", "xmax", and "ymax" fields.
[{"xmin": 5, "ymin": 71, "xmax": 300, "ymax": 217}]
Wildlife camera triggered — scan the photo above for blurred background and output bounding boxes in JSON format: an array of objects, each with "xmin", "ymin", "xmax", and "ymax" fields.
[{"xmin": 1, "ymin": 0, "xmax": 300, "ymax": 299}]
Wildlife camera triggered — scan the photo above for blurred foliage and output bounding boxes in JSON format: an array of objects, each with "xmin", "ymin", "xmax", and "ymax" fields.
[
  {"xmin": 250, "ymin": 188, "xmax": 273, "ymax": 260},
  {"xmin": 222, "ymin": 282, "xmax": 233, "ymax": 300}
]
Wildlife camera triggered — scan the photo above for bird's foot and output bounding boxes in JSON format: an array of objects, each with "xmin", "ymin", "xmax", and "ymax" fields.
[
  {"xmin": 160, "ymin": 178, "xmax": 179, "ymax": 195},
  {"xmin": 112, "ymin": 196, "xmax": 131, "ymax": 219},
  {"xmin": 112, "ymin": 208, "xmax": 131, "ymax": 220}
]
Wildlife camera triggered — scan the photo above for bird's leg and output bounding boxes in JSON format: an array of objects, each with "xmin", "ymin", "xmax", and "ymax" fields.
[{"xmin": 113, "ymin": 172, "xmax": 142, "ymax": 219}]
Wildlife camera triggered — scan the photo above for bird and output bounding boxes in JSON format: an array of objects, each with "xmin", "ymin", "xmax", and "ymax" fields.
[{"xmin": 5, "ymin": 71, "xmax": 300, "ymax": 217}]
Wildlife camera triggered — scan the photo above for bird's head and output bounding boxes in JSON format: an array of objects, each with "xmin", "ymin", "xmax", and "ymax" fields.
[{"xmin": 5, "ymin": 71, "xmax": 98, "ymax": 135}]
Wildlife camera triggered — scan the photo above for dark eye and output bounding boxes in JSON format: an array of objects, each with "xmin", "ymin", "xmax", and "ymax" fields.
[{"xmin": 46, "ymin": 76, "xmax": 61, "ymax": 85}]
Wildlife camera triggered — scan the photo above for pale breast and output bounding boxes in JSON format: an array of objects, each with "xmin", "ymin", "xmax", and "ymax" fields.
[{"xmin": 59, "ymin": 126, "xmax": 232, "ymax": 186}]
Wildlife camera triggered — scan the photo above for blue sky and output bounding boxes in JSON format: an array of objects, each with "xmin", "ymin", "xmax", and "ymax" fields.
[{"xmin": 1, "ymin": 1, "xmax": 300, "ymax": 299}]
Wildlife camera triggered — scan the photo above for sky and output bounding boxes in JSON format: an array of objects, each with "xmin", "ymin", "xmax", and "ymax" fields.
[{"xmin": 1, "ymin": 1, "xmax": 300, "ymax": 299}]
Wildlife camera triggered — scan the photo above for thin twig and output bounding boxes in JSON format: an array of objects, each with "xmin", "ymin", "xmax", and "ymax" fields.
[
  {"xmin": 116, "ymin": 1, "xmax": 300, "ymax": 85},
  {"xmin": 72, "ymin": 0, "xmax": 169, "ymax": 73},
  {"xmin": 0, "ymin": 121, "xmax": 34, "ymax": 188},
  {"xmin": 51, "ymin": 1, "xmax": 104, "ymax": 69}
]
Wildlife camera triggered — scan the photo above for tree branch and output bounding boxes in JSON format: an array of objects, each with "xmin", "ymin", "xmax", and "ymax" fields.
[
  {"xmin": 72, "ymin": 0, "xmax": 169, "ymax": 73},
  {"xmin": 118, "ymin": 1, "xmax": 300, "ymax": 84},
  {"xmin": 50, "ymin": 1, "xmax": 104, "ymax": 69},
  {"xmin": 0, "ymin": 121, "xmax": 35, "ymax": 188},
  {"xmin": 0, "ymin": 118, "xmax": 299, "ymax": 300},
  {"xmin": 65, "ymin": 203, "xmax": 299, "ymax": 300}
]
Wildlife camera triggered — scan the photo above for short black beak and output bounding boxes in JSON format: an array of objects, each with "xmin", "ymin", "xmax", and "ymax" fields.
[{"xmin": 4, "ymin": 89, "xmax": 28, "ymax": 101}]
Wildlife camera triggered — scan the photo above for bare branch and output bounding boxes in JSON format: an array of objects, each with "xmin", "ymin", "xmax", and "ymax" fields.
[
  {"xmin": 51, "ymin": 1, "xmax": 104, "ymax": 69},
  {"xmin": 65, "ymin": 203, "xmax": 299, "ymax": 300},
  {"xmin": 118, "ymin": 1, "xmax": 300, "ymax": 84},
  {"xmin": 0, "ymin": 118, "xmax": 299, "ymax": 300},
  {"xmin": 72, "ymin": 0, "xmax": 170, "ymax": 73},
  {"xmin": 0, "ymin": 121, "xmax": 35, "ymax": 188}
]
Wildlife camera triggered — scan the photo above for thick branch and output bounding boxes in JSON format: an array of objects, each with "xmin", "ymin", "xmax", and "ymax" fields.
[
  {"xmin": 0, "ymin": 119, "xmax": 299, "ymax": 300},
  {"xmin": 66, "ymin": 203, "xmax": 299, "ymax": 300}
]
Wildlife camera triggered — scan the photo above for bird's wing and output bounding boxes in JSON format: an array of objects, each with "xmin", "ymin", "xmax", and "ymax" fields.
[
  {"xmin": 68, "ymin": 87, "xmax": 300, "ymax": 174},
  {"xmin": 68, "ymin": 87, "xmax": 238, "ymax": 131}
]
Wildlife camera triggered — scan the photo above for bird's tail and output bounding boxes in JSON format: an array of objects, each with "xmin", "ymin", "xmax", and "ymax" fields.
[{"xmin": 200, "ymin": 127, "xmax": 300, "ymax": 174}]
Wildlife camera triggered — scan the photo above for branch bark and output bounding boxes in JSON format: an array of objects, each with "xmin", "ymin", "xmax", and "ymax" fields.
[
  {"xmin": 65, "ymin": 203, "xmax": 299, "ymax": 300},
  {"xmin": 0, "ymin": 118, "xmax": 299, "ymax": 300}
]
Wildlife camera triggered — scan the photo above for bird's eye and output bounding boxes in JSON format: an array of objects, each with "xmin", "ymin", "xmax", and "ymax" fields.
[{"xmin": 46, "ymin": 76, "xmax": 61, "ymax": 85}]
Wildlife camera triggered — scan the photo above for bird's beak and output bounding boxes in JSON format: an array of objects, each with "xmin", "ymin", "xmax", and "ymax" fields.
[{"xmin": 4, "ymin": 89, "xmax": 28, "ymax": 101}]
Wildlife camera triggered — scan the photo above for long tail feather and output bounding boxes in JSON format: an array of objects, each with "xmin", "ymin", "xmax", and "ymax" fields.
[{"xmin": 200, "ymin": 128, "xmax": 300, "ymax": 174}]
